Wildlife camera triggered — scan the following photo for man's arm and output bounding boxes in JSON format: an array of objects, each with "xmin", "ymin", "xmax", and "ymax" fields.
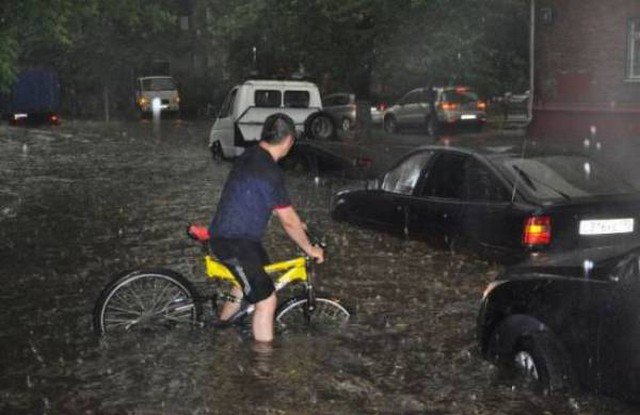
[{"xmin": 274, "ymin": 206, "xmax": 324, "ymax": 263}]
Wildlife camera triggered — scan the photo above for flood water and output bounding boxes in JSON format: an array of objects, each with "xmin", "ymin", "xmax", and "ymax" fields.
[{"xmin": 1, "ymin": 120, "xmax": 638, "ymax": 414}]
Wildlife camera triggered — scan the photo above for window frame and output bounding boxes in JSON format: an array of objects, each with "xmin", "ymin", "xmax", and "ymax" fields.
[
  {"xmin": 218, "ymin": 88, "xmax": 237, "ymax": 118},
  {"xmin": 419, "ymin": 152, "xmax": 469, "ymax": 200},
  {"xmin": 284, "ymin": 90, "xmax": 310, "ymax": 108},
  {"xmin": 627, "ymin": 17, "xmax": 640, "ymax": 81},
  {"xmin": 462, "ymin": 158, "xmax": 511, "ymax": 203},
  {"xmin": 381, "ymin": 151, "xmax": 433, "ymax": 195},
  {"xmin": 254, "ymin": 89, "xmax": 282, "ymax": 108}
]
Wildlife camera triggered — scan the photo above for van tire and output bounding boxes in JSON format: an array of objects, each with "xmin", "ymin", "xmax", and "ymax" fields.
[
  {"xmin": 210, "ymin": 141, "xmax": 230, "ymax": 161},
  {"xmin": 305, "ymin": 112, "xmax": 336, "ymax": 140}
]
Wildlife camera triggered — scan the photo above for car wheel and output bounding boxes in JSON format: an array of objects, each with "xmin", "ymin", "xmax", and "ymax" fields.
[
  {"xmin": 426, "ymin": 116, "xmax": 439, "ymax": 137},
  {"xmin": 305, "ymin": 112, "xmax": 336, "ymax": 140},
  {"xmin": 383, "ymin": 116, "xmax": 398, "ymax": 133},
  {"xmin": 341, "ymin": 117, "xmax": 352, "ymax": 132},
  {"xmin": 504, "ymin": 332, "xmax": 570, "ymax": 394}
]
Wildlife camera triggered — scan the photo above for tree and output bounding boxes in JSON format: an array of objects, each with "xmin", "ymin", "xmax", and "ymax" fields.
[{"xmin": 0, "ymin": 0, "xmax": 72, "ymax": 92}]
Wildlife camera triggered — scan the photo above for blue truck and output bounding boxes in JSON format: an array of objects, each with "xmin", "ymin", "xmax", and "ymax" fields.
[{"xmin": 3, "ymin": 69, "xmax": 61, "ymax": 125}]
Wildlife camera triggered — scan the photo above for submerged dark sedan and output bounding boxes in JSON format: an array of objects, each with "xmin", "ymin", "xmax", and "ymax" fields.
[
  {"xmin": 330, "ymin": 142, "xmax": 640, "ymax": 262},
  {"xmin": 478, "ymin": 245, "xmax": 640, "ymax": 402}
]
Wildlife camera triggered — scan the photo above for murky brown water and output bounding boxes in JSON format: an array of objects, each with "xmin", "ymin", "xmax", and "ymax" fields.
[{"xmin": 1, "ymin": 120, "xmax": 638, "ymax": 414}]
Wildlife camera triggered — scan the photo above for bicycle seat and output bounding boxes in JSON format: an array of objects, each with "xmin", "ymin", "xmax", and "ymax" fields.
[{"xmin": 187, "ymin": 224, "xmax": 210, "ymax": 243}]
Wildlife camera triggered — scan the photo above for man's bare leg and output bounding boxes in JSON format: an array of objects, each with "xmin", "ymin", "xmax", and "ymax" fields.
[
  {"xmin": 252, "ymin": 293, "xmax": 277, "ymax": 342},
  {"xmin": 218, "ymin": 285, "xmax": 243, "ymax": 321}
]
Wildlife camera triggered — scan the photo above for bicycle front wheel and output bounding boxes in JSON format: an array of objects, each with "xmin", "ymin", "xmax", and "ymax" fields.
[
  {"xmin": 93, "ymin": 269, "xmax": 201, "ymax": 336},
  {"xmin": 275, "ymin": 296, "xmax": 351, "ymax": 332}
]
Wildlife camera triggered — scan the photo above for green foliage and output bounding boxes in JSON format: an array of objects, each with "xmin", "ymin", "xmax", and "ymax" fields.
[
  {"xmin": 0, "ymin": 0, "xmax": 529, "ymax": 110},
  {"xmin": 208, "ymin": 0, "xmax": 529, "ymax": 98},
  {"xmin": 0, "ymin": 0, "xmax": 179, "ymax": 95}
]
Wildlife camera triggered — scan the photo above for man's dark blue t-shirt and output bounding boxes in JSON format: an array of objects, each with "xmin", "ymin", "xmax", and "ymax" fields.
[{"xmin": 210, "ymin": 145, "xmax": 291, "ymax": 242}]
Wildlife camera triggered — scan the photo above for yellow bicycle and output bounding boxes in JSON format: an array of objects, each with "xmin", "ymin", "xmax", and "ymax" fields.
[{"xmin": 93, "ymin": 224, "xmax": 351, "ymax": 336}]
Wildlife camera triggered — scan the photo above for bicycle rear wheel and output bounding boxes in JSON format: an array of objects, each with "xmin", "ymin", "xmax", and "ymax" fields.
[
  {"xmin": 93, "ymin": 269, "xmax": 201, "ymax": 336},
  {"xmin": 275, "ymin": 296, "xmax": 351, "ymax": 332}
]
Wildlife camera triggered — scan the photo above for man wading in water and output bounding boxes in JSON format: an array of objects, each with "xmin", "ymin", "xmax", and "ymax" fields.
[{"xmin": 209, "ymin": 113, "xmax": 324, "ymax": 342}]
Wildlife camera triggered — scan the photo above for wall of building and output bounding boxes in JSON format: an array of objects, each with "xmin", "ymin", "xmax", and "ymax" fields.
[{"xmin": 530, "ymin": 0, "xmax": 640, "ymax": 140}]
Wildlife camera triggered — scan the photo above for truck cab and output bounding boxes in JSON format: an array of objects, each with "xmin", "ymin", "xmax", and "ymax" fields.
[{"xmin": 135, "ymin": 76, "xmax": 180, "ymax": 115}]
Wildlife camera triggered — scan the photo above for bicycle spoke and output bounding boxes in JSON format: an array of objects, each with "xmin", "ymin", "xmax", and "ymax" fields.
[{"xmin": 99, "ymin": 273, "xmax": 197, "ymax": 334}]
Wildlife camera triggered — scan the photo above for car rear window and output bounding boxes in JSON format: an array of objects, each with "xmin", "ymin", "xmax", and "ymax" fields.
[
  {"xmin": 441, "ymin": 90, "xmax": 479, "ymax": 104},
  {"xmin": 255, "ymin": 90, "xmax": 281, "ymax": 107},
  {"xmin": 284, "ymin": 90, "xmax": 310, "ymax": 108},
  {"xmin": 141, "ymin": 78, "xmax": 176, "ymax": 91},
  {"xmin": 500, "ymin": 155, "xmax": 637, "ymax": 201}
]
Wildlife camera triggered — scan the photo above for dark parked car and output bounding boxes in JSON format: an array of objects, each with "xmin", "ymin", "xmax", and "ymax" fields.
[
  {"xmin": 478, "ymin": 244, "xmax": 640, "ymax": 402},
  {"xmin": 330, "ymin": 141, "xmax": 640, "ymax": 262},
  {"xmin": 280, "ymin": 141, "xmax": 372, "ymax": 179}
]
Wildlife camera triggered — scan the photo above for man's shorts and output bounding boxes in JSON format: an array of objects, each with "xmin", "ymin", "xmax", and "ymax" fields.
[{"xmin": 209, "ymin": 238, "xmax": 274, "ymax": 304}]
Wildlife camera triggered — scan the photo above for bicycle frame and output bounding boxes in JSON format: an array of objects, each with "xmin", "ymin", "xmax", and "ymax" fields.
[
  {"xmin": 203, "ymin": 255, "xmax": 309, "ymax": 290},
  {"xmin": 203, "ymin": 254, "xmax": 316, "ymax": 319}
]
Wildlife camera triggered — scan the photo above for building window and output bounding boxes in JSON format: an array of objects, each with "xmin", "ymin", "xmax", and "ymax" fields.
[
  {"xmin": 180, "ymin": 16, "xmax": 190, "ymax": 31},
  {"xmin": 628, "ymin": 18, "xmax": 640, "ymax": 80}
]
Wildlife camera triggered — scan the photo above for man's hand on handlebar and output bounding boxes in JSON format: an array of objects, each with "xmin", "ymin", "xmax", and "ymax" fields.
[{"xmin": 307, "ymin": 245, "xmax": 324, "ymax": 264}]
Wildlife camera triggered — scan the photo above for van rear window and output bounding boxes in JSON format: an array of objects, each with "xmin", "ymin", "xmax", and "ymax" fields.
[
  {"xmin": 255, "ymin": 90, "xmax": 281, "ymax": 107},
  {"xmin": 284, "ymin": 91, "xmax": 310, "ymax": 108}
]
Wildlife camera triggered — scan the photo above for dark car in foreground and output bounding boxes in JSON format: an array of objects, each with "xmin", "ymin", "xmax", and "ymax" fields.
[
  {"xmin": 330, "ymin": 140, "xmax": 640, "ymax": 262},
  {"xmin": 478, "ymin": 245, "xmax": 640, "ymax": 402}
]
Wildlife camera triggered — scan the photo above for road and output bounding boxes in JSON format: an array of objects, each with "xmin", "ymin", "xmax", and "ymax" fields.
[{"xmin": 0, "ymin": 119, "xmax": 637, "ymax": 414}]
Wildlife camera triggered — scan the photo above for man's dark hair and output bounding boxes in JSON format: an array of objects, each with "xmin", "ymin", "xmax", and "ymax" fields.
[{"xmin": 261, "ymin": 113, "xmax": 296, "ymax": 144}]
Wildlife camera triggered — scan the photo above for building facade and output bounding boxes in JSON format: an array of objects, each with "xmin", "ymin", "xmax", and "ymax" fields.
[{"xmin": 529, "ymin": 0, "xmax": 640, "ymax": 140}]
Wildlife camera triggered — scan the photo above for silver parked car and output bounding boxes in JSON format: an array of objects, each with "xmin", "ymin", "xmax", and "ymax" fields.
[
  {"xmin": 322, "ymin": 93, "xmax": 357, "ymax": 131},
  {"xmin": 384, "ymin": 86, "xmax": 487, "ymax": 136}
]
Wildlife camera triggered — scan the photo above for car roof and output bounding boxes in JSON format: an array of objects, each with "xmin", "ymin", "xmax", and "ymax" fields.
[
  {"xmin": 241, "ymin": 79, "xmax": 318, "ymax": 89},
  {"xmin": 323, "ymin": 92, "xmax": 354, "ymax": 98},
  {"xmin": 409, "ymin": 134, "xmax": 585, "ymax": 159},
  {"xmin": 138, "ymin": 76, "xmax": 175, "ymax": 80}
]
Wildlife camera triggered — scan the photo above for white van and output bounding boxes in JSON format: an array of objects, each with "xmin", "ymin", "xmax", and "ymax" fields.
[
  {"xmin": 135, "ymin": 76, "xmax": 180, "ymax": 115},
  {"xmin": 208, "ymin": 79, "xmax": 335, "ymax": 159}
]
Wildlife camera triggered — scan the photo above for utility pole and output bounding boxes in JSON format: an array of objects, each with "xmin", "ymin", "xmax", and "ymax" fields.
[{"xmin": 528, "ymin": 0, "xmax": 536, "ymax": 122}]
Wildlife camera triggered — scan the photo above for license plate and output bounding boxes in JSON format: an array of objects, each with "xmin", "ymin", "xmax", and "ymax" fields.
[
  {"xmin": 579, "ymin": 218, "xmax": 635, "ymax": 235},
  {"xmin": 460, "ymin": 114, "xmax": 477, "ymax": 120}
]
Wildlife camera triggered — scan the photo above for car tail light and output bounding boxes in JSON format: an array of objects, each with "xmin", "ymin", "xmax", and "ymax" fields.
[
  {"xmin": 455, "ymin": 86, "xmax": 468, "ymax": 93},
  {"xmin": 50, "ymin": 114, "xmax": 60, "ymax": 124},
  {"xmin": 440, "ymin": 102, "xmax": 458, "ymax": 111},
  {"xmin": 376, "ymin": 102, "xmax": 387, "ymax": 111},
  {"xmin": 476, "ymin": 101, "xmax": 486, "ymax": 110},
  {"xmin": 523, "ymin": 216, "xmax": 551, "ymax": 246}
]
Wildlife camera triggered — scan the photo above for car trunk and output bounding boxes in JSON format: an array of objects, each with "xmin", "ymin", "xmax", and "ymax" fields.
[{"xmin": 542, "ymin": 193, "xmax": 640, "ymax": 252}]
